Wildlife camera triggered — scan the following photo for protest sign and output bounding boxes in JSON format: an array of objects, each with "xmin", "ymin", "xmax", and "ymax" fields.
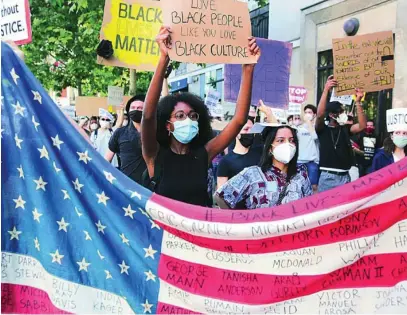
[
  {"xmin": 224, "ymin": 38, "xmax": 292, "ymax": 108},
  {"xmin": 205, "ymin": 90, "xmax": 222, "ymax": 117},
  {"xmin": 76, "ymin": 96, "xmax": 130, "ymax": 116},
  {"xmin": 289, "ymin": 86, "xmax": 307, "ymax": 104},
  {"xmin": 108, "ymin": 86, "xmax": 124, "ymax": 106},
  {"xmin": 98, "ymin": 0, "xmax": 162, "ymax": 71},
  {"xmin": 332, "ymin": 31, "xmax": 394, "ymax": 96},
  {"xmin": 270, "ymin": 108, "xmax": 287, "ymax": 122},
  {"xmin": 287, "ymin": 103, "xmax": 301, "ymax": 116},
  {"xmin": 0, "ymin": 0, "xmax": 32, "ymax": 45},
  {"xmin": 387, "ymin": 108, "xmax": 407, "ymax": 132},
  {"xmin": 330, "ymin": 88, "xmax": 353, "ymax": 105},
  {"xmin": 162, "ymin": 0, "xmax": 256, "ymax": 64}
]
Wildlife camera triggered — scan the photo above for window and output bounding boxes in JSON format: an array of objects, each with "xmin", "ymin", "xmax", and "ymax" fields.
[{"xmin": 317, "ymin": 50, "xmax": 334, "ymax": 103}]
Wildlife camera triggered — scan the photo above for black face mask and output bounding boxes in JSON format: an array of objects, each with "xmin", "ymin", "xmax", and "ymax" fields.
[
  {"xmin": 239, "ymin": 134, "xmax": 254, "ymax": 148},
  {"xmin": 129, "ymin": 111, "xmax": 142, "ymax": 123}
]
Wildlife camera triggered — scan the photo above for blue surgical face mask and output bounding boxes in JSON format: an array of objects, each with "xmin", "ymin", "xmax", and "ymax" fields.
[{"xmin": 170, "ymin": 118, "xmax": 199, "ymax": 144}]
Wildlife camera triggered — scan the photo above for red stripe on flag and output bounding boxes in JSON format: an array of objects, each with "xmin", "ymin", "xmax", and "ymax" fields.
[
  {"xmin": 159, "ymin": 253, "xmax": 407, "ymax": 305},
  {"xmin": 1, "ymin": 283, "xmax": 70, "ymax": 314},
  {"xmin": 157, "ymin": 302, "xmax": 200, "ymax": 314},
  {"xmin": 160, "ymin": 197, "xmax": 407, "ymax": 254},
  {"xmin": 150, "ymin": 159, "xmax": 407, "ymax": 223}
]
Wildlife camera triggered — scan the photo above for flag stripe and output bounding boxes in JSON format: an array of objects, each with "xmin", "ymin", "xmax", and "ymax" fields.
[
  {"xmin": 160, "ymin": 221, "xmax": 406, "ymax": 275},
  {"xmin": 158, "ymin": 280, "xmax": 407, "ymax": 314},
  {"xmin": 149, "ymin": 161, "xmax": 407, "ymax": 224},
  {"xmin": 158, "ymin": 196, "xmax": 407, "ymax": 254},
  {"xmin": 158, "ymin": 253, "xmax": 407, "ymax": 305}
]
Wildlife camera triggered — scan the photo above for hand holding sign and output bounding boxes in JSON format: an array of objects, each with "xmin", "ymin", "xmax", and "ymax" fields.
[
  {"xmin": 324, "ymin": 75, "xmax": 338, "ymax": 93},
  {"xmin": 354, "ymin": 88, "xmax": 365, "ymax": 102}
]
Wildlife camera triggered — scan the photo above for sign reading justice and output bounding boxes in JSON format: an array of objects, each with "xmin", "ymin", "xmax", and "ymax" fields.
[
  {"xmin": 162, "ymin": 0, "xmax": 257, "ymax": 64},
  {"xmin": 332, "ymin": 31, "xmax": 395, "ymax": 96}
]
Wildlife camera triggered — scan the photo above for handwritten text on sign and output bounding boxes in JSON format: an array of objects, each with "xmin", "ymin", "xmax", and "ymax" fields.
[
  {"xmin": 162, "ymin": 0, "xmax": 256, "ymax": 64},
  {"xmin": 332, "ymin": 31, "xmax": 395, "ymax": 96},
  {"xmin": 98, "ymin": 0, "xmax": 162, "ymax": 71}
]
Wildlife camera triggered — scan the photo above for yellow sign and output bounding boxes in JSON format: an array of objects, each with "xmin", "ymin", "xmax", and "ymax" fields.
[{"xmin": 98, "ymin": 0, "xmax": 162, "ymax": 71}]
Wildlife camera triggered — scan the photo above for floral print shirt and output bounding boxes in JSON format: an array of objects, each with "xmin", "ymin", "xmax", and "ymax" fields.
[{"xmin": 216, "ymin": 165, "xmax": 312, "ymax": 209}]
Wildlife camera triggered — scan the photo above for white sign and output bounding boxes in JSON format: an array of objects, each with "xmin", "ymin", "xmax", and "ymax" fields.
[
  {"xmin": 108, "ymin": 86, "xmax": 124, "ymax": 106},
  {"xmin": 287, "ymin": 103, "xmax": 301, "ymax": 116},
  {"xmin": 205, "ymin": 90, "xmax": 222, "ymax": 118},
  {"xmin": 387, "ymin": 108, "xmax": 407, "ymax": 132},
  {"xmin": 270, "ymin": 108, "xmax": 287, "ymax": 122},
  {"xmin": 60, "ymin": 106, "xmax": 76, "ymax": 119},
  {"xmin": 330, "ymin": 88, "xmax": 353, "ymax": 106},
  {"xmin": 1, "ymin": 0, "xmax": 32, "ymax": 45}
]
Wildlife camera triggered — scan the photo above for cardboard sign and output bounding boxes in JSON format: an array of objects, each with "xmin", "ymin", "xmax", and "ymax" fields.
[
  {"xmin": 205, "ymin": 90, "xmax": 222, "ymax": 117},
  {"xmin": 332, "ymin": 31, "xmax": 395, "ymax": 96},
  {"xmin": 162, "ymin": 0, "xmax": 256, "ymax": 64},
  {"xmin": 330, "ymin": 88, "xmax": 353, "ymax": 105},
  {"xmin": 1, "ymin": 0, "xmax": 32, "ymax": 45},
  {"xmin": 224, "ymin": 38, "xmax": 292, "ymax": 108},
  {"xmin": 108, "ymin": 86, "xmax": 124, "ymax": 106},
  {"xmin": 98, "ymin": 0, "xmax": 162, "ymax": 71},
  {"xmin": 289, "ymin": 86, "xmax": 307, "ymax": 104},
  {"xmin": 387, "ymin": 108, "xmax": 407, "ymax": 133},
  {"xmin": 75, "ymin": 96, "xmax": 131, "ymax": 117}
]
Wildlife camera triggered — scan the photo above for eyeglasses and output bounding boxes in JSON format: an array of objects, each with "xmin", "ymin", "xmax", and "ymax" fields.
[
  {"xmin": 171, "ymin": 111, "xmax": 199, "ymax": 121},
  {"xmin": 100, "ymin": 118, "xmax": 111, "ymax": 122}
]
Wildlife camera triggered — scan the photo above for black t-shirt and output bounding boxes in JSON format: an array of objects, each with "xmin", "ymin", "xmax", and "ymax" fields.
[
  {"xmin": 317, "ymin": 124, "xmax": 353, "ymax": 171},
  {"xmin": 354, "ymin": 132, "xmax": 378, "ymax": 166},
  {"xmin": 217, "ymin": 146, "xmax": 262, "ymax": 179},
  {"xmin": 108, "ymin": 123, "xmax": 146, "ymax": 184}
]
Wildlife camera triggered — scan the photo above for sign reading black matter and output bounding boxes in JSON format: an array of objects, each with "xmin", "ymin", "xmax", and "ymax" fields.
[{"xmin": 162, "ymin": 0, "xmax": 257, "ymax": 64}]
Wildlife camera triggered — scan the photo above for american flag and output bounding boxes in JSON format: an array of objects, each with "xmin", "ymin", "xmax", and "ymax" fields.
[{"xmin": 1, "ymin": 41, "xmax": 407, "ymax": 314}]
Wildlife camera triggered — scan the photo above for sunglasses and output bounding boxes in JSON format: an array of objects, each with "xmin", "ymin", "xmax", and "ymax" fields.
[
  {"xmin": 171, "ymin": 111, "xmax": 199, "ymax": 121},
  {"xmin": 100, "ymin": 118, "xmax": 111, "ymax": 122}
]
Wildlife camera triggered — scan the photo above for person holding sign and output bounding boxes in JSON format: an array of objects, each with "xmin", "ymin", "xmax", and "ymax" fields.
[
  {"xmin": 141, "ymin": 26, "xmax": 260, "ymax": 206},
  {"xmin": 316, "ymin": 76, "xmax": 367, "ymax": 193}
]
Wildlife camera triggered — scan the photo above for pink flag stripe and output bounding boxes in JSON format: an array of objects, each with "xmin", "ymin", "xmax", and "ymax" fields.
[
  {"xmin": 158, "ymin": 253, "xmax": 407, "ymax": 305},
  {"xmin": 157, "ymin": 302, "xmax": 200, "ymax": 314},
  {"xmin": 157, "ymin": 196, "xmax": 407, "ymax": 254},
  {"xmin": 1, "ymin": 284, "xmax": 70, "ymax": 314},
  {"xmin": 150, "ymin": 159, "xmax": 407, "ymax": 223}
]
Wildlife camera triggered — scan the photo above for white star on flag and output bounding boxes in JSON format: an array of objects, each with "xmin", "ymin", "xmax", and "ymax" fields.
[
  {"xmin": 10, "ymin": 68, "xmax": 19, "ymax": 84},
  {"xmin": 105, "ymin": 270, "xmax": 113, "ymax": 280},
  {"xmin": 103, "ymin": 171, "xmax": 116, "ymax": 184},
  {"xmin": 61, "ymin": 190, "xmax": 70, "ymax": 200},
  {"xmin": 72, "ymin": 178, "xmax": 84, "ymax": 193},
  {"xmin": 53, "ymin": 162, "xmax": 61, "ymax": 174},
  {"xmin": 97, "ymin": 250, "xmax": 105, "ymax": 260},
  {"xmin": 50, "ymin": 249, "xmax": 64, "ymax": 264},
  {"xmin": 130, "ymin": 190, "xmax": 142, "ymax": 200},
  {"xmin": 32, "ymin": 90, "xmax": 42, "ymax": 104},
  {"xmin": 14, "ymin": 134, "xmax": 23, "ymax": 149},
  {"xmin": 123, "ymin": 205, "xmax": 136, "ymax": 219},
  {"xmin": 75, "ymin": 207, "xmax": 83, "ymax": 217},
  {"xmin": 56, "ymin": 217, "xmax": 69, "ymax": 232},
  {"xmin": 13, "ymin": 195, "xmax": 26, "ymax": 209},
  {"xmin": 119, "ymin": 233, "xmax": 130, "ymax": 246},
  {"xmin": 32, "ymin": 208, "xmax": 43, "ymax": 222},
  {"xmin": 77, "ymin": 258, "xmax": 91, "ymax": 272},
  {"xmin": 34, "ymin": 237, "xmax": 40, "ymax": 251},
  {"xmin": 96, "ymin": 191, "xmax": 110, "ymax": 206},
  {"xmin": 8, "ymin": 226, "xmax": 22, "ymax": 241},
  {"xmin": 77, "ymin": 151, "xmax": 92, "ymax": 164},
  {"xmin": 33, "ymin": 176, "xmax": 48, "ymax": 191},
  {"xmin": 118, "ymin": 260, "xmax": 130, "ymax": 275},
  {"xmin": 32, "ymin": 116, "xmax": 40, "ymax": 131},
  {"xmin": 95, "ymin": 220, "xmax": 106, "ymax": 234},
  {"xmin": 38, "ymin": 146, "xmax": 50, "ymax": 160},
  {"xmin": 144, "ymin": 270, "xmax": 156, "ymax": 282},
  {"xmin": 143, "ymin": 245, "xmax": 157, "ymax": 260},
  {"xmin": 12, "ymin": 101, "xmax": 25, "ymax": 116},
  {"xmin": 51, "ymin": 134, "xmax": 64, "ymax": 150},
  {"xmin": 150, "ymin": 220, "xmax": 161, "ymax": 230},
  {"xmin": 17, "ymin": 165, "xmax": 24, "ymax": 178},
  {"xmin": 83, "ymin": 230, "xmax": 92, "ymax": 241},
  {"xmin": 141, "ymin": 300, "xmax": 153, "ymax": 314}
]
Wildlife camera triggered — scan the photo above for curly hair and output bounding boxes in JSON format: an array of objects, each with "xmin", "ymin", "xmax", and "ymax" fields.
[
  {"xmin": 259, "ymin": 126, "xmax": 299, "ymax": 182},
  {"xmin": 156, "ymin": 93, "xmax": 213, "ymax": 149}
]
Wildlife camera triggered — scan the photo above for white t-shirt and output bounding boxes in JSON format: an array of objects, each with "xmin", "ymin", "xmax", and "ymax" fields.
[{"xmin": 91, "ymin": 128, "xmax": 118, "ymax": 167}]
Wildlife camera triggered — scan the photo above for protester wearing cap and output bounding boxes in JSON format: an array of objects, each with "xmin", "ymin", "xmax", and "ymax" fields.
[
  {"xmin": 216, "ymin": 124, "xmax": 312, "ymax": 209},
  {"xmin": 316, "ymin": 76, "xmax": 366, "ymax": 193},
  {"xmin": 370, "ymin": 108, "xmax": 407, "ymax": 172},
  {"xmin": 297, "ymin": 104, "xmax": 320, "ymax": 193},
  {"xmin": 106, "ymin": 95, "xmax": 147, "ymax": 184}
]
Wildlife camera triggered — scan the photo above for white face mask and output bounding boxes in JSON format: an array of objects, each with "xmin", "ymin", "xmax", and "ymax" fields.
[
  {"xmin": 272, "ymin": 143, "xmax": 296, "ymax": 164},
  {"xmin": 122, "ymin": 120, "xmax": 129, "ymax": 127},
  {"xmin": 335, "ymin": 113, "xmax": 348, "ymax": 126},
  {"xmin": 90, "ymin": 123, "xmax": 99, "ymax": 130},
  {"xmin": 304, "ymin": 113, "xmax": 314, "ymax": 121},
  {"xmin": 100, "ymin": 121, "xmax": 111, "ymax": 129}
]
